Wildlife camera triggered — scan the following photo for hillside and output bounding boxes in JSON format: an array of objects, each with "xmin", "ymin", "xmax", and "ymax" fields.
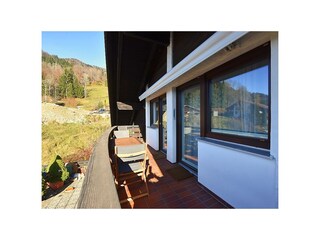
[
  {"xmin": 42, "ymin": 51, "xmax": 106, "ymax": 84},
  {"xmin": 42, "ymin": 51, "xmax": 107, "ymax": 104},
  {"xmin": 41, "ymin": 52, "xmax": 110, "ymax": 166}
]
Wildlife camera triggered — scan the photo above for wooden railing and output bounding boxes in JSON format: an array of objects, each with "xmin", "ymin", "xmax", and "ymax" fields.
[{"xmin": 77, "ymin": 126, "xmax": 120, "ymax": 208}]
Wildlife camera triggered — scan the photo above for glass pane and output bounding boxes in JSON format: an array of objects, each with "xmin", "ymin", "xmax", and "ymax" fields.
[
  {"xmin": 151, "ymin": 101, "xmax": 159, "ymax": 125},
  {"xmin": 210, "ymin": 63, "xmax": 269, "ymax": 139},
  {"xmin": 161, "ymin": 97, "xmax": 167, "ymax": 151},
  {"xmin": 180, "ymin": 84, "xmax": 200, "ymax": 169}
]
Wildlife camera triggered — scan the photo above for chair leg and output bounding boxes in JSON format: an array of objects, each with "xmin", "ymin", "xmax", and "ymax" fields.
[
  {"xmin": 142, "ymin": 172, "xmax": 149, "ymax": 196},
  {"xmin": 114, "ymin": 178, "xmax": 119, "ymax": 188},
  {"xmin": 119, "ymin": 177, "xmax": 149, "ymax": 204}
]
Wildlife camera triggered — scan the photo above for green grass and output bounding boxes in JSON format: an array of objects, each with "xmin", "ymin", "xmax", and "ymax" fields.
[
  {"xmin": 77, "ymin": 84, "xmax": 109, "ymax": 111},
  {"xmin": 42, "ymin": 84, "xmax": 111, "ymax": 166},
  {"xmin": 42, "ymin": 118, "xmax": 110, "ymax": 166}
]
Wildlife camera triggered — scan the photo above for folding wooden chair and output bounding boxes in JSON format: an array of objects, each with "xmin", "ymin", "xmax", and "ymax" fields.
[
  {"xmin": 114, "ymin": 130, "xmax": 130, "ymax": 138},
  {"xmin": 114, "ymin": 143, "xmax": 149, "ymax": 203},
  {"xmin": 127, "ymin": 125, "xmax": 142, "ymax": 139},
  {"xmin": 118, "ymin": 125, "xmax": 128, "ymax": 130}
]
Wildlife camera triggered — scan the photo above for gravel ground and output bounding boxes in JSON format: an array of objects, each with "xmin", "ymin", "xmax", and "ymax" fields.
[{"xmin": 42, "ymin": 103, "xmax": 91, "ymax": 124}]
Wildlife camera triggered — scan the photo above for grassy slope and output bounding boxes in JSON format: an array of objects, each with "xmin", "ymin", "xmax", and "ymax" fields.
[
  {"xmin": 77, "ymin": 84, "xmax": 109, "ymax": 111},
  {"xmin": 42, "ymin": 84, "xmax": 110, "ymax": 166},
  {"xmin": 42, "ymin": 120, "xmax": 109, "ymax": 166}
]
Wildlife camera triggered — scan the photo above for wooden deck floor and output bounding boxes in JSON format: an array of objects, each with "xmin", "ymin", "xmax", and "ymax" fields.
[{"xmin": 118, "ymin": 145, "xmax": 232, "ymax": 209}]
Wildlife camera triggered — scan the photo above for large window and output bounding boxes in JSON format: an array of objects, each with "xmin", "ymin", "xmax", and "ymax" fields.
[
  {"xmin": 176, "ymin": 43, "xmax": 271, "ymax": 171},
  {"xmin": 206, "ymin": 43, "xmax": 270, "ymax": 148}
]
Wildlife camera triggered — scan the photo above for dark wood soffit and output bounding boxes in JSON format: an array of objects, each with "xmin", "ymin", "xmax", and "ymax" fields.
[
  {"xmin": 105, "ymin": 32, "xmax": 118, "ymax": 126},
  {"xmin": 123, "ymin": 32, "xmax": 170, "ymax": 46},
  {"xmin": 116, "ymin": 33, "xmax": 123, "ymax": 103}
]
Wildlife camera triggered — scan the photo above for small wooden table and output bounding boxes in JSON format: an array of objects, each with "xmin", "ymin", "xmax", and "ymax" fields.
[{"xmin": 115, "ymin": 137, "xmax": 143, "ymax": 146}]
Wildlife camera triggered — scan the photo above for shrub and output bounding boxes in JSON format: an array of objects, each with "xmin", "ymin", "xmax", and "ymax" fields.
[
  {"xmin": 64, "ymin": 97, "xmax": 78, "ymax": 108},
  {"xmin": 46, "ymin": 155, "xmax": 69, "ymax": 183},
  {"xmin": 97, "ymin": 101, "xmax": 104, "ymax": 109}
]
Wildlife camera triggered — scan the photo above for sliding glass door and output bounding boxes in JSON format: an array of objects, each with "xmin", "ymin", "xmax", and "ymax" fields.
[{"xmin": 178, "ymin": 83, "xmax": 201, "ymax": 170}]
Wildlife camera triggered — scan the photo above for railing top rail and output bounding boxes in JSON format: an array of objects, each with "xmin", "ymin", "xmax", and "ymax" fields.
[{"xmin": 77, "ymin": 126, "xmax": 120, "ymax": 208}]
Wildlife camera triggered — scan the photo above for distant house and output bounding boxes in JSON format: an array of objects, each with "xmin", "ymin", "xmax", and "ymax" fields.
[
  {"xmin": 224, "ymin": 100, "xmax": 268, "ymax": 118},
  {"xmin": 105, "ymin": 32, "xmax": 278, "ymax": 208}
]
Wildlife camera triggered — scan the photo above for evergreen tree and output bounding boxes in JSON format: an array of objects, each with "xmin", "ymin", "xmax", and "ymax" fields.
[
  {"xmin": 73, "ymin": 77, "xmax": 85, "ymax": 98},
  {"xmin": 58, "ymin": 68, "xmax": 84, "ymax": 98}
]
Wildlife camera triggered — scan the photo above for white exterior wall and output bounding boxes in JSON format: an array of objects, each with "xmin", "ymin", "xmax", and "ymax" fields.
[
  {"xmin": 198, "ymin": 35, "xmax": 278, "ymax": 208},
  {"xmin": 166, "ymin": 89, "xmax": 176, "ymax": 163},
  {"xmin": 198, "ymin": 142, "xmax": 277, "ymax": 208},
  {"xmin": 146, "ymin": 127, "xmax": 159, "ymax": 151}
]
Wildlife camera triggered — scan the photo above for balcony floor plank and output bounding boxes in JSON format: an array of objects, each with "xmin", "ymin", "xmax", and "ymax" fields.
[{"xmin": 118, "ymin": 145, "xmax": 232, "ymax": 209}]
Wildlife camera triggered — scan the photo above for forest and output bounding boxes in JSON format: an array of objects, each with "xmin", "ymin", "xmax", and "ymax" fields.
[{"xmin": 42, "ymin": 51, "xmax": 107, "ymax": 102}]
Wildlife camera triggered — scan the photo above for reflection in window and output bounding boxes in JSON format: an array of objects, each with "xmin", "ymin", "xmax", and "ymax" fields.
[
  {"xmin": 210, "ymin": 63, "xmax": 269, "ymax": 140},
  {"xmin": 180, "ymin": 84, "xmax": 200, "ymax": 169}
]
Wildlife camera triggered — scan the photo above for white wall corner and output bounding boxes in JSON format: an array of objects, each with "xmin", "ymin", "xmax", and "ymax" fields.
[{"xmin": 146, "ymin": 127, "xmax": 159, "ymax": 151}]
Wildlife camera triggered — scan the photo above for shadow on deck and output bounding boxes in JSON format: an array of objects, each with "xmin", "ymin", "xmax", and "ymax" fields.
[
  {"xmin": 118, "ymin": 146, "xmax": 231, "ymax": 209},
  {"xmin": 77, "ymin": 126, "xmax": 232, "ymax": 209}
]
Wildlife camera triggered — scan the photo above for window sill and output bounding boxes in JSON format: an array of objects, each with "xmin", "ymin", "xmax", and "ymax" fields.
[{"xmin": 198, "ymin": 137, "xmax": 271, "ymax": 159}]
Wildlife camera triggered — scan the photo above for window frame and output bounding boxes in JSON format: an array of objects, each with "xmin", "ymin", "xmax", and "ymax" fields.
[
  {"xmin": 204, "ymin": 43, "xmax": 271, "ymax": 149},
  {"xmin": 177, "ymin": 78, "xmax": 202, "ymax": 171},
  {"xmin": 150, "ymin": 99, "xmax": 159, "ymax": 127}
]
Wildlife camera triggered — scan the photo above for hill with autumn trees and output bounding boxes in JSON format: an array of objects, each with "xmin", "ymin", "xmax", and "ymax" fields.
[
  {"xmin": 41, "ymin": 51, "xmax": 110, "ymax": 166},
  {"xmin": 42, "ymin": 51, "xmax": 107, "ymax": 102}
]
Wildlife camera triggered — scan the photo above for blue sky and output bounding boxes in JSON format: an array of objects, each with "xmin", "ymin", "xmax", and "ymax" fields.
[
  {"xmin": 42, "ymin": 31, "xmax": 106, "ymax": 68},
  {"xmin": 228, "ymin": 65, "xmax": 269, "ymax": 95}
]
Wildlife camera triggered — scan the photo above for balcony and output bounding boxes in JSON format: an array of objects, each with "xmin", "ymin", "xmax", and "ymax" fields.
[{"xmin": 77, "ymin": 127, "xmax": 232, "ymax": 209}]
